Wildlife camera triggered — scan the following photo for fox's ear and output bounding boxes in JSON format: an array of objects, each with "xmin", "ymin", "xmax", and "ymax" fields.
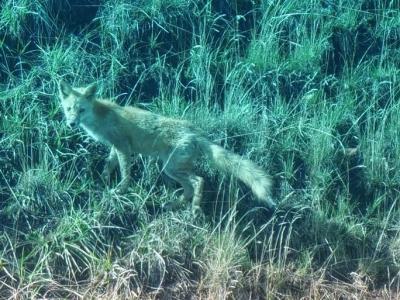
[
  {"xmin": 84, "ymin": 83, "xmax": 97, "ymax": 98},
  {"xmin": 59, "ymin": 80, "xmax": 72, "ymax": 98}
]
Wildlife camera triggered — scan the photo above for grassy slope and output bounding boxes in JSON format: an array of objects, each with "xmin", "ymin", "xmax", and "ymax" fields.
[{"xmin": 1, "ymin": 0, "xmax": 400, "ymax": 298}]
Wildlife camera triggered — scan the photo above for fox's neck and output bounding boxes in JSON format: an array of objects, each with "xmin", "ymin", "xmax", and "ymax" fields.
[
  {"xmin": 92, "ymin": 99, "xmax": 111, "ymax": 118},
  {"xmin": 82, "ymin": 100, "xmax": 110, "ymax": 126},
  {"xmin": 80, "ymin": 100, "xmax": 113, "ymax": 143}
]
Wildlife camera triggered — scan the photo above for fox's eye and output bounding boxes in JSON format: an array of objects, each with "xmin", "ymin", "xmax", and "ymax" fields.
[
  {"xmin": 66, "ymin": 107, "xmax": 71, "ymax": 112},
  {"xmin": 79, "ymin": 108, "xmax": 85, "ymax": 113}
]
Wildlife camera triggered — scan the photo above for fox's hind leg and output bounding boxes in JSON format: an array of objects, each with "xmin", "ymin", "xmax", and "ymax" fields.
[
  {"xmin": 190, "ymin": 174, "xmax": 204, "ymax": 213},
  {"xmin": 164, "ymin": 168, "xmax": 204, "ymax": 214},
  {"xmin": 162, "ymin": 145, "xmax": 204, "ymax": 214}
]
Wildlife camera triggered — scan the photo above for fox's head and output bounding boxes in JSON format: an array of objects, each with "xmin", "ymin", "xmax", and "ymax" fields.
[{"xmin": 58, "ymin": 81, "xmax": 97, "ymax": 128}]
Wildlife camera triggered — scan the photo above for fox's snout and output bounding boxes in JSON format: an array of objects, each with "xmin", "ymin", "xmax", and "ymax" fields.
[
  {"xmin": 66, "ymin": 115, "xmax": 80, "ymax": 128},
  {"xmin": 68, "ymin": 120, "xmax": 78, "ymax": 128}
]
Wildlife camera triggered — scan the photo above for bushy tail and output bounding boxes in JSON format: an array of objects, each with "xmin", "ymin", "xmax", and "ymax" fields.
[{"xmin": 198, "ymin": 138, "xmax": 275, "ymax": 208}]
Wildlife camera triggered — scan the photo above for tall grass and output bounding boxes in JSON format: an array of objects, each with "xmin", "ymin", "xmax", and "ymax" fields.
[{"xmin": 1, "ymin": 0, "xmax": 400, "ymax": 298}]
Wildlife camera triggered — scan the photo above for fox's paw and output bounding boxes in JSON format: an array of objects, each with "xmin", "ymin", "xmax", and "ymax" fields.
[
  {"xmin": 191, "ymin": 205, "xmax": 204, "ymax": 219},
  {"xmin": 111, "ymin": 185, "xmax": 128, "ymax": 195},
  {"xmin": 163, "ymin": 198, "xmax": 186, "ymax": 211},
  {"xmin": 111, "ymin": 178, "xmax": 131, "ymax": 194},
  {"xmin": 101, "ymin": 169, "xmax": 111, "ymax": 183},
  {"xmin": 111, "ymin": 188, "xmax": 125, "ymax": 195},
  {"xmin": 265, "ymin": 196, "xmax": 277, "ymax": 210}
]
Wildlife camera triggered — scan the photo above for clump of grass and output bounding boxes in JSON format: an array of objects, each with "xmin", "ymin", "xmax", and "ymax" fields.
[
  {"xmin": 198, "ymin": 210, "xmax": 253, "ymax": 298},
  {"xmin": 0, "ymin": 0, "xmax": 31, "ymax": 38},
  {"xmin": 99, "ymin": 0, "xmax": 190, "ymax": 32},
  {"xmin": 21, "ymin": 210, "xmax": 99, "ymax": 279},
  {"xmin": 83, "ymin": 210, "xmax": 207, "ymax": 298},
  {"xmin": 247, "ymin": 0, "xmax": 332, "ymax": 73},
  {"xmin": 9, "ymin": 167, "xmax": 64, "ymax": 216},
  {"xmin": 0, "ymin": 0, "xmax": 55, "ymax": 39}
]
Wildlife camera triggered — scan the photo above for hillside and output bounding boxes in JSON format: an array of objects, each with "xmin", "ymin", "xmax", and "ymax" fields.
[{"xmin": 1, "ymin": 0, "xmax": 400, "ymax": 298}]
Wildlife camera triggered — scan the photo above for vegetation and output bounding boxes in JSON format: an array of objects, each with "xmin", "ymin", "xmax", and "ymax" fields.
[{"xmin": 1, "ymin": 0, "xmax": 400, "ymax": 298}]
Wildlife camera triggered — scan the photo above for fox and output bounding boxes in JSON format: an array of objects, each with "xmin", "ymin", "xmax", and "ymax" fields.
[{"xmin": 58, "ymin": 80, "xmax": 276, "ymax": 214}]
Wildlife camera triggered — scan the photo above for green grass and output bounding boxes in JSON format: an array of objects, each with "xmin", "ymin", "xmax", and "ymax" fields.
[{"xmin": 1, "ymin": 0, "xmax": 400, "ymax": 298}]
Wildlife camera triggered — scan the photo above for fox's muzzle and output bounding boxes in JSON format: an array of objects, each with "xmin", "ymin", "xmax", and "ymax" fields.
[{"xmin": 67, "ymin": 118, "xmax": 80, "ymax": 128}]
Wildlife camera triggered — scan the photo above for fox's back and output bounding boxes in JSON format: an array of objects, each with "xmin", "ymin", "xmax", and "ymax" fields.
[{"xmin": 91, "ymin": 100, "xmax": 199, "ymax": 155}]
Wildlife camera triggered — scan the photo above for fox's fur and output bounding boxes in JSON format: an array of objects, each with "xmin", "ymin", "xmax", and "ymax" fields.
[{"xmin": 58, "ymin": 81, "xmax": 275, "ymax": 213}]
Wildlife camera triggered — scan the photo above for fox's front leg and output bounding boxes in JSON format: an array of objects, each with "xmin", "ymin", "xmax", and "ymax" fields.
[
  {"xmin": 102, "ymin": 147, "xmax": 118, "ymax": 183},
  {"xmin": 114, "ymin": 150, "xmax": 132, "ymax": 194}
]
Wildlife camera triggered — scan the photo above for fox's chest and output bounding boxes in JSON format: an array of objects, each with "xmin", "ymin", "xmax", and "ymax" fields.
[{"xmin": 81, "ymin": 124, "xmax": 111, "ymax": 145}]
